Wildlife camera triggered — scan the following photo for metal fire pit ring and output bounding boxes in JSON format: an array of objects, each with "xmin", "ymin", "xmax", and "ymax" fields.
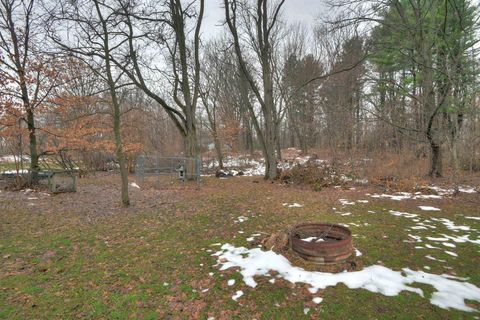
[{"xmin": 290, "ymin": 223, "xmax": 353, "ymax": 265}]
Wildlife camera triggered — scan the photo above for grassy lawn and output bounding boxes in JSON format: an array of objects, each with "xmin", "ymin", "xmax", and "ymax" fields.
[{"xmin": 0, "ymin": 176, "xmax": 479, "ymax": 319}]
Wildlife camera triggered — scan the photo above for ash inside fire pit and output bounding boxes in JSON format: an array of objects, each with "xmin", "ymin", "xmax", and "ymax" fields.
[{"xmin": 290, "ymin": 223, "xmax": 353, "ymax": 265}]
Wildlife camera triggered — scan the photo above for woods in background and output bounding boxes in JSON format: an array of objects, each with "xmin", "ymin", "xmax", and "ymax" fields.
[{"xmin": 1, "ymin": 0, "xmax": 479, "ymax": 204}]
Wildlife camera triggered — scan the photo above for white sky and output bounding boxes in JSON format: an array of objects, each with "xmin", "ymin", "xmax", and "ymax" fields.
[{"xmin": 202, "ymin": 0, "xmax": 328, "ymax": 38}]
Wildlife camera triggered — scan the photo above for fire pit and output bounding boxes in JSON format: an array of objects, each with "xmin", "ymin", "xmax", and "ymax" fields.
[{"xmin": 290, "ymin": 223, "xmax": 353, "ymax": 264}]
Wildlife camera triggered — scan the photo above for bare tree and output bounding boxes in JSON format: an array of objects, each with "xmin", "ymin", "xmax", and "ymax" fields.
[
  {"xmin": 224, "ymin": 0, "xmax": 285, "ymax": 180},
  {"xmin": 47, "ymin": 0, "xmax": 131, "ymax": 205},
  {"xmin": 0, "ymin": 0, "xmax": 62, "ymax": 183},
  {"xmin": 109, "ymin": 0, "xmax": 204, "ymax": 178}
]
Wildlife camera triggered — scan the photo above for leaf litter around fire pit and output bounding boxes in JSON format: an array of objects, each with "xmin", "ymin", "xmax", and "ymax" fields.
[{"xmin": 213, "ymin": 244, "xmax": 480, "ymax": 312}]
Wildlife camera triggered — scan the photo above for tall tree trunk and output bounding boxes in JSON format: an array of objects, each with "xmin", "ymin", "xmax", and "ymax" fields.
[
  {"xmin": 275, "ymin": 120, "xmax": 282, "ymax": 160},
  {"xmin": 429, "ymin": 142, "xmax": 442, "ymax": 177},
  {"xmin": 214, "ymin": 133, "xmax": 223, "ymax": 169},
  {"xmin": 26, "ymin": 108, "xmax": 39, "ymax": 183},
  {"xmin": 184, "ymin": 122, "xmax": 198, "ymax": 179},
  {"xmin": 113, "ymin": 102, "xmax": 130, "ymax": 206},
  {"xmin": 95, "ymin": 0, "xmax": 129, "ymax": 206}
]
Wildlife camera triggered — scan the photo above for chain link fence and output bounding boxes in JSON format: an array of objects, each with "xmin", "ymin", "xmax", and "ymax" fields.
[{"xmin": 135, "ymin": 155, "xmax": 201, "ymax": 188}]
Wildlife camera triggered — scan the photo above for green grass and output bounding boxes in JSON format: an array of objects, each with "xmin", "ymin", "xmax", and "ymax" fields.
[{"xmin": 0, "ymin": 177, "xmax": 479, "ymax": 319}]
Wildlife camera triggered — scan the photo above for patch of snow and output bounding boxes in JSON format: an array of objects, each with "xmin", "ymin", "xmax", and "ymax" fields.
[
  {"xmin": 214, "ymin": 244, "xmax": 480, "ymax": 312},
  {"xmin": 303, "ymin": 307, "xmax": 310, "ymax": 315},
  {"xmin": 130, "ymin": 182, "xmax": 140, "ymax": 189},
  {"xmin": 389, "ymin": 210, "xmax": 418, "ymax": 219},
  {"xmin": 232, "ymin": 290, "xmax": 243, "ymax": 301},
  {"xmin": 408, "ymin": 234, "xmax": 422, "ymax": 243},
  {"xmin": 312, "ymin": 297, "xmax": 323, "ymax": 304},
  {"xmin": 425, "ymin": 255, "xmax": 446, "ymax": 263},
  {"xmin": 357, "ymin": 200, "xmax": 369, "ymax": 203},
  {"xmin": 339, "ymin": 199, "xmax": 355, "ymax": 205},
  {"xmin": 283, "ymin": 203, "xmax": 303, "ymax": 208},
  {"xmin": 355, "ymin": 248, "xmax": 362, "ymax": 257},
  {"xmin": 426, "ymin": 236, "xmax": 449, "ymax": 242},
  {"xmin": 431, "ymin": 218, "xmax": 471, "ymax": 232},
  {"xmin": 465, "ymin": 216, "xmax": 480, "ymax": 221},
  {"xmin": 458, "ymin": 187, "xmax": 476, "ymax": 193},
  {"xmin": 430, "ymin": 185, "xmax": 477, "ymax": 195},
  {"xmin": 0, "ymin": 155, "xmax": 30, "ymax": 163},
  {"xmin": 442, "ymin": 243, "xmax": 456, "ymax": 248},
  {"xmin": 444, "ymin": 251, "xmax": 458, "ymax": 257},
  {"xmin": 227, "ymin": 279, "xmax": 235, "ymax": 286},
  {"xmin": 234, "ymin": 216, "xmax": 249, "ymax": 223},
  {"xmin": 410, "ymin": 226, "xmax": 428, "ymax": 230},
  {"xmin": 419, "ymin": 206, "xmax": 441, "ymax": 211},
  {"xmin": 2, "ymin": 169, "xmax": 29, "ymax": 174},
  {"xmin": 370, "ymin": 192, "xmax": 442, "ymax": 201}
]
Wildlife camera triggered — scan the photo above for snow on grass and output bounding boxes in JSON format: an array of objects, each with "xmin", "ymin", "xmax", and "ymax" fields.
[
  {"xmin": 389, "ymin": 210, "xmax": 418, "ymax": 219},
  {"xmin": 426, "ymin": 255, "xmax": 446, "ymax": 263},
  {"xmin": 387, "ymin": 209, "xmax": 478, "ymax": 256},
  {"xmin": 407, "ymin": 234, "xmax": 423, "ymax": 243},
  {"xmin": 283, "ymin": 203, "xmax": 303, "ymax": 208},
  {"xmin": 444, "ymin": 251, "xmax": 458, "ymax": 257},
  {"xmin": 232, "ymin": 290, "xmax": 243, "ymax": 301},
  {"xmin": 410, "ymin": 226, "xmax": 428, "ymax": 230},
  {"xmin": 227, "ymin": 279, "xmax": 235, "ymax": 286},
  {"xmin": 442, "ymin": 242, "xmax": 456, "ymax": 248},
  {"xmin": 458, "ymin": 187, "xmax": 477, "ymax": 193},
  {"xmin": 419, "ymin": 206, "xmax": 441, "ymax": 211},
  {"xmin": 465, "ymin": 216, "xmax": 480, "ymax": 221},
  {"xmin": 429, "ymin": 185, "xmax": 478, "ymax": 195},
  {"xmin": 234, "ymin": 216, "xmax": 249, "ymax": 223},
  {"xmin": 370, "ymin": 192, "xmax": 442, "ymax": 201},
  {"xmin": 430, "ymin": 218, "xmax": 472, "ymax": 232},
  {"xmin": 214, "ymin": 244, "xmax": 480, "ymax": 312},
  {"xmin": 312, "ymin": 297, "xmax": 323, "ymax": 304},
  {"xmin": 339, "ymin": 199, "xmax": 356, "ymax": 206},
  {"xmin": 437, "ymin": 234, "xmax": 480, "ymax": 245},
  {"xmin": 129, "ymin": 182, "xmax": 140, "ymax": 189},
  {"xmin": 355, "ymin": 248, "xmax": 362, "ymax": 257}
]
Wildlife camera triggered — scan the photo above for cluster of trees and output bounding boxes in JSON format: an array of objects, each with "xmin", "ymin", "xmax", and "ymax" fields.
[{"xmin": 1, "ymin": 0, "xmax": 479, "ymax": 205}]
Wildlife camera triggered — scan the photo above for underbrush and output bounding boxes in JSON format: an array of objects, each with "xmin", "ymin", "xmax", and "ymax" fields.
[{"xmin": 280, "ymin": 161, "xmax": 351, "ymax": 191}]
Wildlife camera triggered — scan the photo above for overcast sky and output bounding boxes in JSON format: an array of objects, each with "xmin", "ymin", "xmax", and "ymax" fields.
[{"xmin": 202, "ymin": 0, "xmax": 328, "ymax": 38}]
